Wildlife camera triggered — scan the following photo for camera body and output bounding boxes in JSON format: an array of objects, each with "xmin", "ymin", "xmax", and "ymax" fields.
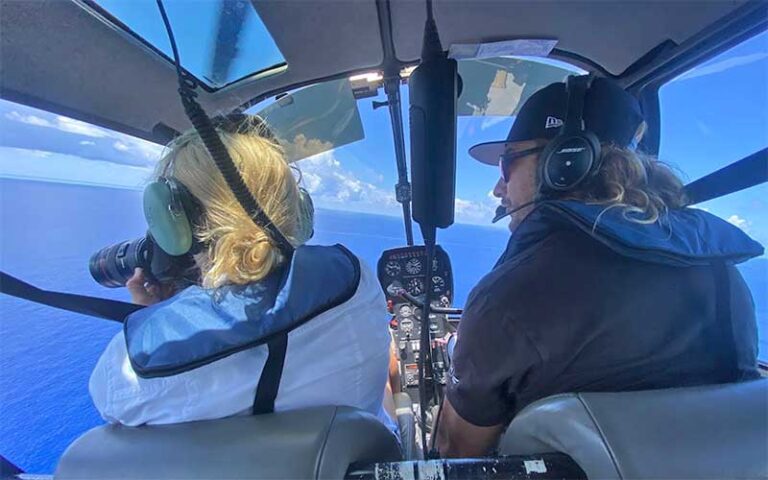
[{"xmin": 89, "ymin": 234, "xmax": 198, "ymax": 288}]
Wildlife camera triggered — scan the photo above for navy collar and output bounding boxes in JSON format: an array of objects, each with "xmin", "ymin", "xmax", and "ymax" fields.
[
  {"xmin": 124, "ymin": 244, "xmax": 361, "ymax": 378},
  {"xmin": 498, "ymin": 201, "xmax": 764, "ymax": 268}
]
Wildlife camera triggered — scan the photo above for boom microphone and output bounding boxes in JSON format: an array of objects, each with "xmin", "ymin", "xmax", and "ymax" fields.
[{"xmin": 492, "ymin": 201, "xmax": 538, "ymax": 223}]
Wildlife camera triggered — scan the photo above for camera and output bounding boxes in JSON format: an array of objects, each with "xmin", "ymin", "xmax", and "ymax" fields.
[{"xmin": 89, "ymin": 234, "xmax": 198, "ymax": 288}]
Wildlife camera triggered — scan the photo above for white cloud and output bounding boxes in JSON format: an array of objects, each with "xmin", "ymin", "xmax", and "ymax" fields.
[
  {"xmin": 674, "ymin": 52, "xmax": 768, "ymax": 82},
  {"xmin": 480, "ymin": 116, "xmax": 509, "ymax": 131},
  {"xmin": 454, "ymin": 196, "xmax": 499, "ymax": 225},
  {"xmin": 26, "ymin": 149, "xmax": 53, "ymax": 158},
  {"xmin": 727, "ymin": 214, "xmax": 751, "ymax": 232},
  {"xmin": 6, "ymin": 110, "xmax": 108, "ymax": 137},
  {"xmin": 55, "ymin": 116, "xmax": 110, "ymax": 138},
  {"xmin": 295, "ymin": 150, "xmax": 505, "ymax": 224},
  {"xmin": 296, "ymin": 151, "xmax": 398, "ymax": 215},
  {"xmin": 282, "ymin": 134, "xmax": 337, "ymax": 164},
  {"xmin": 4, "ymin": 106, "xmax": 163, "ymax": 165},
  {"xmin": 5, "ymin": 111, "xmax": 52, "ymax": 127},
  {"xmin": 0, "ymin": 147, "xmax": 153, "ymax": 189}
]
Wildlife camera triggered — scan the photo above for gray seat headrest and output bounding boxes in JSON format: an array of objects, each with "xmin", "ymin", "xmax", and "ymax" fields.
[
  {"xmin": 55, "ymin": 406, "xmax": 401, "ymax": 479},
  {"xmin": 501, "ymin": 379, "xmax": 768, "ymax": 479}
]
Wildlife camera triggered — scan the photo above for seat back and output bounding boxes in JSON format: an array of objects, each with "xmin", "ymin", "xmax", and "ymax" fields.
[
  {"xmin": 55, "ymin": 406, "xmax": 401, "ymax": 479},
  {"xmin": 500, "ymin": 379, "xmax": 768, "ymax": 479}
]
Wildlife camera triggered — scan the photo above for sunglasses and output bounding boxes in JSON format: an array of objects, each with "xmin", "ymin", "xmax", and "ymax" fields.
[{"xmin": 498, "ymin": 146, "xmax": 545, "ymax": 183}]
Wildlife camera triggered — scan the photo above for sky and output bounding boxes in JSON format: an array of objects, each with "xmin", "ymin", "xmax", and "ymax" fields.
[
  {"xmin": 0, "ymin": 3, "xmax": 765, "ymax": 246},
  {"xmin": 93, "ymin": 0, "xmax": 284, "ymax": 87}
]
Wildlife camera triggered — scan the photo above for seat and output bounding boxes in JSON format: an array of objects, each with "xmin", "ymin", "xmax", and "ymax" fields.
[
  {"xmin": 393, "ymin": 392, "xmax": 419, "ymax": 459},
  {"xmin": 500, "ymin": 379, "xmax": 768, "ymax": 479},
  {"xmin": 55, "ymin": 406, "xmax": 401, "ymax": 479}
]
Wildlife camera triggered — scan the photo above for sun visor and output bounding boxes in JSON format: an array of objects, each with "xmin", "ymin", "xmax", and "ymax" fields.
[
  {"xmin": 252, "ymin": 78, "xmax": 365, "ymax": 163},
  {"xmin": 457, "ymin": 57, "xmax": 582, "ymax": 117}
]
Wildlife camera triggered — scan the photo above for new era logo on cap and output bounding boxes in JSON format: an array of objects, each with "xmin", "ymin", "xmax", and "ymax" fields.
[{"xmin": 545, "ymin": 116, "xmax": 563, "ymax": 129}]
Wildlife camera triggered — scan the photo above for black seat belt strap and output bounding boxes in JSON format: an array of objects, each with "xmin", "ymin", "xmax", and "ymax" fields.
[
  {"xmin": 712, "ymin": 261, "xmax": 739, "ymax": 382},
  {"xmin": 252, "ymin": 332, "xmax": 288, "ymax": 415},
  {"xmin": 0, "ymin": 271, "xmax": 143, "ymax": 322}
]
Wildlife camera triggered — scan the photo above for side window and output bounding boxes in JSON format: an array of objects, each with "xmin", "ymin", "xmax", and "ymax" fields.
[
  {"xmin": 0, "ymin": 99, "xmax": 159, "ymax": 472},
  {"xmin": 659, "ymin": 31, "xmax": 767, "ymax": 362}
]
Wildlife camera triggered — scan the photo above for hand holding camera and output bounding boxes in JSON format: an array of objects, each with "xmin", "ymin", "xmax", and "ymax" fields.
[{"xmin": 125, "ymin": 268, "xmax": 178, "ymax": 306}]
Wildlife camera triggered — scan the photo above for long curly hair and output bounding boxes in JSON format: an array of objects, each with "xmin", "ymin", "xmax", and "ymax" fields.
[
  {"xmin": 551, "ymin": 145, "xmax": 689, "ymax": 224},
  {"xmin": 154, "ymin": 117, "xmax": 311, "ymax": 288}
]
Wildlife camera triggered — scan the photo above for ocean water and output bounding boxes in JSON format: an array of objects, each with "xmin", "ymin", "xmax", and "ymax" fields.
[{"xmin": 0, "ymin": 178, "xmax": 765, "ymax": 473}]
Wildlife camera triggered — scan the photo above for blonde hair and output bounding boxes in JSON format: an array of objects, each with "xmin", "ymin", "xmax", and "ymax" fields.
[
  {"xmin": 552, "ymin": 145, "xmax": 688, "ymax": 224},
  {"xmin": 155, "ymin": 117, "xmax": 310, "ymax": 288}
]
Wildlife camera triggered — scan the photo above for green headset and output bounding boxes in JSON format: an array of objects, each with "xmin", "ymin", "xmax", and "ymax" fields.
[{"xmin": 143, "ymin": 115, "xmax": 315, "ymax": 257}]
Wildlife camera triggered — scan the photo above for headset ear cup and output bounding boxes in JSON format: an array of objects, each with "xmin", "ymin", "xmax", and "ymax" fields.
[
  {"xmin": 539, "ymin": 132, "xmax": 602, "ymax": 193},
  {"xmin": 143, "ymin": 179, "xmax": 194, "ymax": 256},
  {"xmin": 294, "ymin": 187, "xmax": 315, "ymax": 244}
]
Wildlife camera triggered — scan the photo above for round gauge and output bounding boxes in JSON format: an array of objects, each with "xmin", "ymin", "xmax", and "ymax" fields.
[
  {"xmin": 399, "ymin": 304, "xmax": 413, "ymax": 317},
  {"xmin": 386, "ymin": 281, "xmax": 403, "ymax": 296},
  {"xmin": 384, "ymin": 260, "xmax": 401, "ymax": 277},
  {"xmin": 407, "ymin": 278, "xmax": 424, "ymax": 295},
  {"xmin": 400, "ymin": 318, "xmax": 414, "ymax": 334},
  {"xmin": 431, "ymin": 275, "xmax": 445, "ymax": 293},
  {"xmin": 405, "ymin": 258, "xmax": 422, "ymax": 275}
]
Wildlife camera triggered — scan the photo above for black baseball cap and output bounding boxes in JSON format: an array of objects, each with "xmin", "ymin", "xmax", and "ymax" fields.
[{"xmin": 469, "ymin": 76, "xmax": 644, "ymax": 165}]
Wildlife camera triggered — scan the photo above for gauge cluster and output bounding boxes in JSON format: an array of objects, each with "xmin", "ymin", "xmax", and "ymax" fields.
[
  {"xmin": 376, "ymin": 245, "xmax": 453, "ymax": 305},
  {"xmin": 388, "ymin": 301, "xmax": 452, "ymax": 391},
  {"xmin": 377, "ymin": 246, "xmax": 454, "ymax": 396}
]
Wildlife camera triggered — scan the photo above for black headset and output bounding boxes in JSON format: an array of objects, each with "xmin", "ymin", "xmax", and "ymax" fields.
[{"xmin": 538, "ymin": 74, "xmax": 602, "ymax": 194}]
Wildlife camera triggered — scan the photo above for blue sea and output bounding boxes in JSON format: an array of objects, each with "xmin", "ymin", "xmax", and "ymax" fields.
[{"xmin": 1, "ymin": 178, "xmax": 765, "ymax": 473}]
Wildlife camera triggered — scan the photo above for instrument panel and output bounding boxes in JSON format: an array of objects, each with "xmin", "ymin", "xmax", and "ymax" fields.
[
  {"xmin": 377, "ymin": 246, "xmax": 455, "ymax": 397},
  {"xmin": 376, "ymin": 245, "xmax": 453, "ymax": 305}
]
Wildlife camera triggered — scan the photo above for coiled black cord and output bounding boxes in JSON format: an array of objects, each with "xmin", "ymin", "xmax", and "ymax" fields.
[{"xmin": 155, "ymin": 0, "xmax": 294, "ymax": 258}]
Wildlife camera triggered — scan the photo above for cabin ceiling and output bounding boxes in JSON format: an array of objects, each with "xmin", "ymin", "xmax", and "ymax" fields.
[
  {"xmin": 390, "ymin": 0, "xmax": 750, "ymax": 73},
  {"xmin": 0, "ymin": 0, "xmax": 760, "ymax": 143}
]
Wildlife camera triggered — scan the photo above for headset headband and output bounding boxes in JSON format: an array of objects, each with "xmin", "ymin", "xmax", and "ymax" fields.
[
  {"xmin": 562, "ymin": 75, "xmax": 590, "ymax": 135},
  {"xmin": 538, "ymin": 74, "xmax": 602, "ymax": 193}
]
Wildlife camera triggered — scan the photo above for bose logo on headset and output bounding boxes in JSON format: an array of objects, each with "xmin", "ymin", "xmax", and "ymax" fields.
[
  {"xmin": 556, "ymin": 147, "xmax": 586, "ymax": 154},
  {"xmin": 538, "ymin": 75, "xmax": 602, "ymax": 193}
]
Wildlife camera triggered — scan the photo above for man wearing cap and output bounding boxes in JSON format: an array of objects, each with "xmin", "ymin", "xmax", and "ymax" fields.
[{"xmin": 435, "ymin": 76, "xmax": 762, "ymax": 457}]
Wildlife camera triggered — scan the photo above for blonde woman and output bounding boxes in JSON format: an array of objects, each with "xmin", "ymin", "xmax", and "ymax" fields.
[
  {"xmin": 437, "ymin": 77, "xmax": 763, "ymax": 457},
  {"xmin": 89, "ymin": 116, "xmax": 396, "ymax": 434}
]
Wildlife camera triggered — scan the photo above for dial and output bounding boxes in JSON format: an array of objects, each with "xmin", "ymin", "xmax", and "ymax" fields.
[
  {"xmin": 431, "ymin": 275, "xmax": 445, "ymax": 293},
  {"xmin": 384, "ymin": 260, "xmax": 401, "ymax": 277},
  {"xmin": 399, "ymin": 304, "xmax": 413, "ymax": 317},
  {"xmin": 407, "ymin": 278, "xmax": 424, "ymax": 295},
  {"xmin": 405, "ymin": 258, "xmax": 422, "ymax": 275},
  {"xmin": 400, "ymin": 318, "xmax": 414, "ymax": 335}
]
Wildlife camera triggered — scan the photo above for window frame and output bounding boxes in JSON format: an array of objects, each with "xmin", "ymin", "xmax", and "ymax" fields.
[
  {"xmin": 645, "ymin": 30, "xmax": 767, "ymax": 366},
  {"xmin": 77, "ymin": 0, "xmax": 288, "ymax": 92}
]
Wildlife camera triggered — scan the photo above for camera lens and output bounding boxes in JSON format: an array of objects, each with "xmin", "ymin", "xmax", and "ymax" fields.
[{"xmin": 89, "ymin": 238, "xmax": 149, "ymax": 287}]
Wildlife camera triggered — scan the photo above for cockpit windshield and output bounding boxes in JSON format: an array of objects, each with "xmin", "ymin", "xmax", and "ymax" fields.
[{"xmin": 1, "ymin": 33, "xmax": 766, "ymax": 473}]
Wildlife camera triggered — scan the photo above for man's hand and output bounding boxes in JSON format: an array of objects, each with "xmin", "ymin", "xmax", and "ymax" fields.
[
  {"xmin": 126, "ymin": 268, "xmax": 177, "ymax": 306},
  {"xmin": 435, "ymin": 397, "xmax": 505, "ymax": 458}
]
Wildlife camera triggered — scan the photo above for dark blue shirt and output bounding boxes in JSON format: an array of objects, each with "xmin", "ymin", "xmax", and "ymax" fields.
[{"xmin": 447, "ymin": 202, "xmax": 762, "ymax": 427}]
